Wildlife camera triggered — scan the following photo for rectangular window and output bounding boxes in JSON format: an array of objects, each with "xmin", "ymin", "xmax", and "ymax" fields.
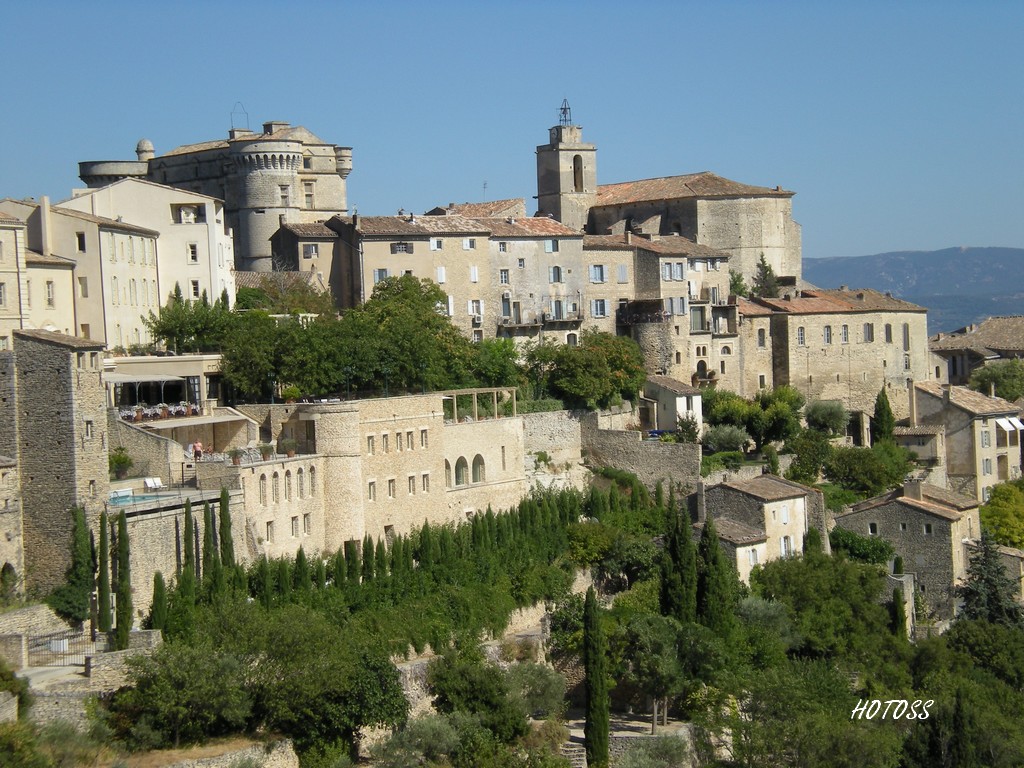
[
  {"xmin": 408, "ymin": 475, "xmax": 416, "ymax": 495},
  {"xmin": 499, "ymin": 269, "xmax": 510, "ymax": 284},
  {"xmin": 885, "ymin": 324, "xmax": 893, "ymax": 343},
  {"xmin": 387, "ymin": 478, "xmax": 396, "ymax": 498},
  {"xmin": 190, "ymin": 279, "xmax": 201, "ymax": 299},
  {"xmin": 76, "ymin": 232, "xmax": 86, "ymax": 252},
  {"xmin": 188, "ymin": 243, "xmax": 199, "ymax": 263},
  {"xmin": 470, "ymin": 299, "xmax": 482, "ymax": 316},
  {"xmin": 544, "ymin": 239, "xmax": 559, "ymax": 253},
  {"xmin": 823, "ymin": 325, "xmax": 833, "ymax": 344},
  {"xmin": 591, "ymin": 299, "xmax": 607, "ymax": 318},
  {"xmin": 422, "ymin": 473, "xmax": 430, "ymax": 492},
  {"xmin": 748, "ymin": 550, "xmax": 758, "ymax": 566},
  {"xmin": 981, "ymin": 430, "xmax": 991, "ymax": 448},
  {"xmin": 266, "ymin": 522, "xmax": 274, "ymax": 542},
  {"xmin": 590, "ymin": 264, "xmax": 607, "ymax": 283},
  {"xmin": 279, "ymin": 185, "xmax": 290, "ymax": 206},
  {"xmin": 304, "ymin": 182, "xmax": 314, "ymax": 209},
  {"xmin": 373, "ymin": 268, "xmax": 389, "ymax": 284},
  {"xmin": 903, "ymin": 323, "xmax": 911, "ymax": 351},
  {"xmin": 0, "ymin": 283, "xmax": 5, "ymax": 307},
  {"xmin": 983, "ymin": 457, "xmax": 993, "ymax": 475},
  {"xmin": 291, "ymin": 517, "xmax": 299, "ymax": 538},
  {"xmin": 367, "ymin": 435, "xmax": 375, "ymax": 455},
  {"xmin": 472, "ymin": 329, "xmax": 483, "ymax": 343},
  {"xmin": 758, "ymin": 374, "xmax": 767, "ymax": 388},
  {"xmin": 797, "ymin": 327, "xmax": 805, "ymax": 346},
  {"xmin": 923, "ymin": 523, "xmax": 933, "ymax": 535},
  {"xmin": 900, "ymin": 522, "xmax": 908, "ymax": 532},
  {"xmin": 463, "ymin": 238, "xmax": 476, "ymax": 250},
  {"xmin": 420, "ymin": 429, "xmax": 428, "ymax": 448},
  {"xmin": 499, "ymin": 241, "xmax": 508, "ymax": 253},
  {"xmin": 391, "ymin": 242, "xmax": 411, "ymax": 254},
  {"xmin": 382, "ymin": 434, "xmax": 389, "ymax": 453},
  {"xmin": 868, "ymin": 522, "xmax": 878, "ymax": 536},
  {"xmin": 396, "ymin": 431, "xmax": 403, "ymax": 452},
  {"xmin": 368, "ymin": 481, "xmax": 376, "ymax": 501},
  {"xmin": 303, "ymin": 156, "xmax": 312, "ymax": 169},
  {"xmin": 863, "ymin": 323, "xmax": 874, "ymax": 342},
  {"xmin": 518, "ymin": 258, "xmax": 525, "ymax": 269},
  {"xmin": 841, "ymin": 325, "xmax": 849, "ymax": 344},
  {"xmin": 78, "ymin": 277, "xmax": 88, "ymax": 298},
  {"xmin": 302, "ymin": 243, "xmax": 318, "ymax": 259},
  {"xmin": 84, "ymin": 420, "xmax": 94, "ymax": 439},
  {"xmin": 662, "ymin": 263, "xmax": 672, "ymax": 281},
  {"xmin": 406, "ymin": 431, "xmax": 414, "ymax": 450},
  {"xmin": 46, "ymin": 281, "xmax": 55, "ymax": 307},
  {"xmin": 303, "ymin": 513, "xmax": 311, "ymax": 535},
  {"xmin": 430, "ymin": 238, "xmax": 443, "ymax": 251}
]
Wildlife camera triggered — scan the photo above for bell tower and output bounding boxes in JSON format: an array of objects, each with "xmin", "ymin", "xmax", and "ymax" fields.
[{"xmin": 535, "ymin": 100, "xmax": 596, "ymax": 232}]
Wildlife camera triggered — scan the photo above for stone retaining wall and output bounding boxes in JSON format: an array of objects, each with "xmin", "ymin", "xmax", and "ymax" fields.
[
  {"xmin": 163, "ymin": 740, "xmax": 299, "ymax": 768},
  {"xmin": 583, "ymin": 427, "xmax": 700, "ymax": 490},
  {"xmin": 522, "ymin": 410, "xmax": 583, "ymax": 467},
  {"xmin": 0, "ymin": 604, "xmax": 70, "ymax": 636},
  {"xmin": 28, "ymin": 690, "xmax": 93, "ymax": 729}
]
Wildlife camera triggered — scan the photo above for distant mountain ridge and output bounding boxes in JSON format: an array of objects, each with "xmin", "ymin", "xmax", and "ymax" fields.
[{"xmin": 803, "ymin": 247, "xmax": 1024, "ymax": 333}]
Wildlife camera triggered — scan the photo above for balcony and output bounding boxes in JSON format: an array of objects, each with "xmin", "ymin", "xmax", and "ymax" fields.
[
  {"xmin": 542, "ymin": 311, "xmax": 583, "ymax": 326},
  {"xmin": 498, "ymin": 315, "xmax": 542, "ymax": 329}
]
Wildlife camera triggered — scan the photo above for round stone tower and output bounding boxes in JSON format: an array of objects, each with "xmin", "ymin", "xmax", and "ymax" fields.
[{"xmin": 228, "ymin": 135, "xmax": 304, "ymax": 271}]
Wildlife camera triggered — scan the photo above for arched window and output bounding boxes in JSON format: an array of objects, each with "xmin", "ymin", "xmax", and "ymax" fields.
[
  {"xmin": 259, "ymin": 475, "xmax": 267, "ymax": 506},
  {"xmin": 721, "ymin": 346, "xmax": 732, "ymax": 356},
  {"xmin": 445, "ymin": 459, "xmax": 452, "ymax": 488},
  {"xmin": 285, "ymin": 471, "xmax": 292, "ymax": 501},
  {"xmin": 309, "ymin": 466, "xmax": 316, "ymax": 496},
  {"xmin": 472, "ymin": 455, "xmax": 486, "ymax": 483},
  {"xmin": 272, "ymin": 472, "xmax": 280, "ymax": 503},
  {"xmin": 573, "ymin": 155, "xmax": 584, "ymax": 192},
  {"xmin": 455, "ymin": 457, "xmax": 469, "ymax": 486},
  {"xmin": 566, "ymin": 333, "xmax": 578, "ymax": 347},
  {"xmin": 297, "ymin": 468, "xmax": 305, "ymax": 499}
]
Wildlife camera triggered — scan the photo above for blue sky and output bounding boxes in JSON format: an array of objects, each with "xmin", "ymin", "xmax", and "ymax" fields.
[{"xmin": 2, "ymin": 1, "xmax": 1021, "ymax": 259}]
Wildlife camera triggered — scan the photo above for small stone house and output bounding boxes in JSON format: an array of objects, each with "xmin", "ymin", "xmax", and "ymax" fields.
[
  {"xmin": 833, "ymin": 482, "xmax": 979, "ymax": 619},
  {"xmin": 699, "ymin": 474, "xmax": 825, "ymax": 584}
]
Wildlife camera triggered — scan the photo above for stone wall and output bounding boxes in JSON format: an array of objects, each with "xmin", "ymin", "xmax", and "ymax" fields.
[
  {"xmin": 583, "ymin": 427, "xmax": 700, "ymax": 490},
  {"xmin": 522, "ymin": 410, "xmax": 582, "ymax": 467},
  {"xmin": 0, "ymin": 603, "xmax": 70, "ymax": 636},
  {"xmin": 109, "ymin": 416, "xmax": 186, "ymax": 483},
  {"xmin": 609, "ymin": 729, "xmax": 692, "ymax": 767},
  {"xmin": 27, "ymin": 690, "xmax": 92, "ymax": 729},
  {"xmin": 163, "ymin": 740, "xmax": 299, "ymax": 768},
  {"xmin": 0, "ymin": 690, "xmax": 16, "ymax": 723}
]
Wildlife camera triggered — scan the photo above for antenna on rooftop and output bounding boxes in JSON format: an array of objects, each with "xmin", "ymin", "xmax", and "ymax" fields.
[
  {"xmin": 483, "ymin": 180, "xmax": 488, "ymax": 200},
  {"xmin": 230, "ymin": 102, "xmax": 250, "ymax": 130},
  {"xmin": 559, "ymin": 98, "xmax": 572, "ymax": 126}
]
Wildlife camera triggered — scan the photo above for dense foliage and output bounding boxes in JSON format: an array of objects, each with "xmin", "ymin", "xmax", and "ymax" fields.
[{"xmin": 969, "ymin": 358, "xmax": 1024, "ymax": 402}]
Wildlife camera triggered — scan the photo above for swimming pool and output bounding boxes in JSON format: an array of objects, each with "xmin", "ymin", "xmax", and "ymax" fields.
[{"xmin": 108, "ymin": 493, "xmax": 176, "ymax": 506}]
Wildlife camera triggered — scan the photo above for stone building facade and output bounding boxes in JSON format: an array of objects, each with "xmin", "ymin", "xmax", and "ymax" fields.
[
  {"xmin": 911, "ymin": 381, "xmax": 1023, "ymax": 503},
  {"xmin": 833, "ymin": 482, "xmax": 979, "ymax": 620},
  {"xmin": 79, "ymin": 121, "xmax": 352, "ymax": 272},
  {"xmin": 10, "ymin": 330, "xmax": 109, "ymax": 592},
  {"xmin": 929, "ymin": 315, "xmax": 1024, "ymax": 385}
]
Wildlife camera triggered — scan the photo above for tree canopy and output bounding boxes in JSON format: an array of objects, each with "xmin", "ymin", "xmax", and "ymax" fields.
[{"xmin": 969, "ymin": 359, "xmax": 1024, "ymax": 403}]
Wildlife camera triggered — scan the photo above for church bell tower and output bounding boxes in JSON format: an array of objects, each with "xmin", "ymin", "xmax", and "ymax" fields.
[{"xmin": 535, "ymin": 100, "xmax": 597, "ymax": 232}]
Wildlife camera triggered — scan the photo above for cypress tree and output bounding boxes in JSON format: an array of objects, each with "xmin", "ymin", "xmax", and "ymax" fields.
[
  {"xmin": 872, "ymin": 386, "xmax": 896, "ymax": 444},
  {"xmin": 182, "ymin": 500, "xmax": 195, "ymax": 576},
  {"xmin": 696, "ymin": 516, "xmax": 736, "ymax": 636},
  {"xmin": 315, "ymin": 558, "xmax": 327, "ymax": 591},
  {"xmin": 149, "ymin": 571, "xmax": 167, "ymax": 633},
  {"xmin": 97, "ymin": 511, "xmax": 112, "ymax": 632},
  {"xmin": 892, "ymin": 587, "xmax": 907, "ymax": 640},
  {"xmin": 419, "ymin": 521, "xmax": 435, "ymax": 574},
  {"xmin": 47, "ymin": 507, "xmax": 94, "ymax": 624},
  {"xmin": 583, "ymin": 587, "xmax": 609, "ymax": 768},
  {"xmin": 201, "ymin": 503, "xmax": 217, "ymax": 587},
  {"xmin": 114, "ymin": 511, "xmax": 132, "ymax": 650},
  {"xmin": 345, "ymin": 539, "xmax": 361, "ymax": 583},
  {"xmin": 256, "ymin": 556, "xmax": 273, "ymax": 609},
  {"xmin": 375, "ymin": 539, "xmax": 389, "ymax": 582},
  {"xmin": 654, "ymin": 480, "xmax": 664, "ymax": 512},
  {"xmin": 332, "ymin": 548, "xmax": 347, "ymax": 589},
  {"xmin": 275, "ymin": 558, "xmax": 292, "ymax": 603},
  {"xmin": 218, "ymin": 487, "xmax": 235, "ymax": 567},
  {"xmin": 293, "ymin": 547, "xmax": 312, "ymax": 593},
  {"xmin": 361, "ymin": 535, "xmax": 375, "ymax": 583}
]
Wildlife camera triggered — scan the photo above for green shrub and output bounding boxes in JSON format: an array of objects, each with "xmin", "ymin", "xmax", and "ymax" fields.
[
  {"xmin": 702, "ymin": 424, "xmax": 750, "ymax": 453},
  {"xmin": 829, "ymin": 526, "xmax": 895, "ymax": 565}
]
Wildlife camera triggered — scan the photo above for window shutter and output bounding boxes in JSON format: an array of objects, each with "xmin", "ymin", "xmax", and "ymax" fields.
[
  {"xmin": 390, "ymin": 243, "xmax": 398, "ymax": 254},
  {"xmin": 590, "ymin": 300, "xmax": 598, "ymax": 316},
  {"xmin": 447, "ymin": 296, "xmax": 454, "ymax": 316},
  {"xmin": 406, "ymin": 242, "xmax": 414, "ymax": 254},
  {"xmin": 470, "ymin": 266, "xmax": 478, "ymax": 282},
  {"xmin": 618, "ymin": 264, "xmax": 628, "ymax": 283},
  {"xmin": 478, "ymin": 300, "xmax": 484, "ymax": 315},
  {"xmin": 467, "ymin": 300, "xmax": 473, "ymax": 315},
  {"xmin": 544, "ymin": 240, "xmax": 553, "ymax": 254},
  {"xmin": 436, "ymin": 266, "xmax": 446, "ymax": 283},
  {"xmin": 548, "ymin": 266, "xmax": 555, "ymax": 283}
]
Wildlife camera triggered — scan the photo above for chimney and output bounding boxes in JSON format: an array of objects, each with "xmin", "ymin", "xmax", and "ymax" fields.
[
  {"xmin": 625, "ymin": 231, "xmax": 632, "ymax": 245},
  {"xmin": 40, "ymin": 196, "xmax": 52, "ymax": 257},
  {"xmin": 990, "ymin": 382, "xmax": 996, "ymax": 398},
  {"xmin": 695, "ymin": 480, "xmax": 707, "ymax": 523},
  {"xmin": 263, "ymin": 121, "xmax": 289, "ymax": 134},
  {"xmin": 942, "ymin": 383, "xmax": 951, "ymax": 408},
  {"xmin": 839, "ymin": 285, "xmax": 848, "ymax": 291},
  {"xmin": 352, "ymin": 213, "xmax": 359, "ymax": 230},
  {"xmin": 904, "ymin": 480, "xmax": 923, "ymax": 500}
]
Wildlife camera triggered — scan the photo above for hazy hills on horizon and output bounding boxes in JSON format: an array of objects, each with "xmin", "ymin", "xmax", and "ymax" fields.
[{"xmin": 802, "ymin": 246, "xmax": 1024, "ymax": 333}]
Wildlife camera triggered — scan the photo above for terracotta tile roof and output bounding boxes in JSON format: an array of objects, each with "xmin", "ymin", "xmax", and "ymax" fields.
[
  {"xmin": 281, "ymin": 222, "xmax": 337, "ymax": 239},
  {"xmin": 920, "ymin": 485, "xmax": 977, "ymax": 511},
  {"xmin": 583, "ymin": 233, "xmax": 729, "ymax": 258},
  {"xmin": 737, "ymin": 297, "xmax": 774, "ymax": 317},
  {"xmin": 915, "ymin": 381, "xmax": 1021, "ymax": 417},
  {"xmin": 234, "ymin": 270, "xmax": 326, "ymax": 292},
  {"xmin": 25, "ymin": 249, "xmax": 76, "ymax": 267},
  {"xmin": 756, "ymin": 288, "xmax": 925, "ymax": 316},
  {"xmin": 51, "ymin": 206, "xmax": 159, "ymax": 236},
  {"xmin": 696, "ymin": 517, "xmax": 767, "ymax": 546},
  {"xmin": 595, "ymin": 171, "xmax": 793, "ymax": 207},
  {"xmin": 427, "ymin": 199, "xmax": 526, "ymax": 218},
  {"xmin": 844, "ymin": 484, "xmax": 972, "ymax": 521},
  {"xmin": 645, "ymin": 374, "xmax": 701, "ymax": 396},
  {"xmin": 893, "ymin": 425, "xmax": 944, "ymax": 436},
  {"xmin": 721, "ymin": 474, "xmax": 812, "ymax": 501},
  {"xmin": 471, "ymin": 217, "xmax": 579, "ymax": 237},
  {"xmin": 930, "ymin": 315, "xmax": 1024, "ymax": 354},
  {"xmin": 14, "ymin": 329, "xmax": 105, "ymax": 350},
  {"xmin": 162, "ymin": 139, "xmax": 229, "ymax": 157},
  {"xmin": 0, "ymin": 212, "xmax": 22, "ymax": 225},
  {"xmin": 355, "ymin": 214, "xmax": 490, "ymax": 237}
]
